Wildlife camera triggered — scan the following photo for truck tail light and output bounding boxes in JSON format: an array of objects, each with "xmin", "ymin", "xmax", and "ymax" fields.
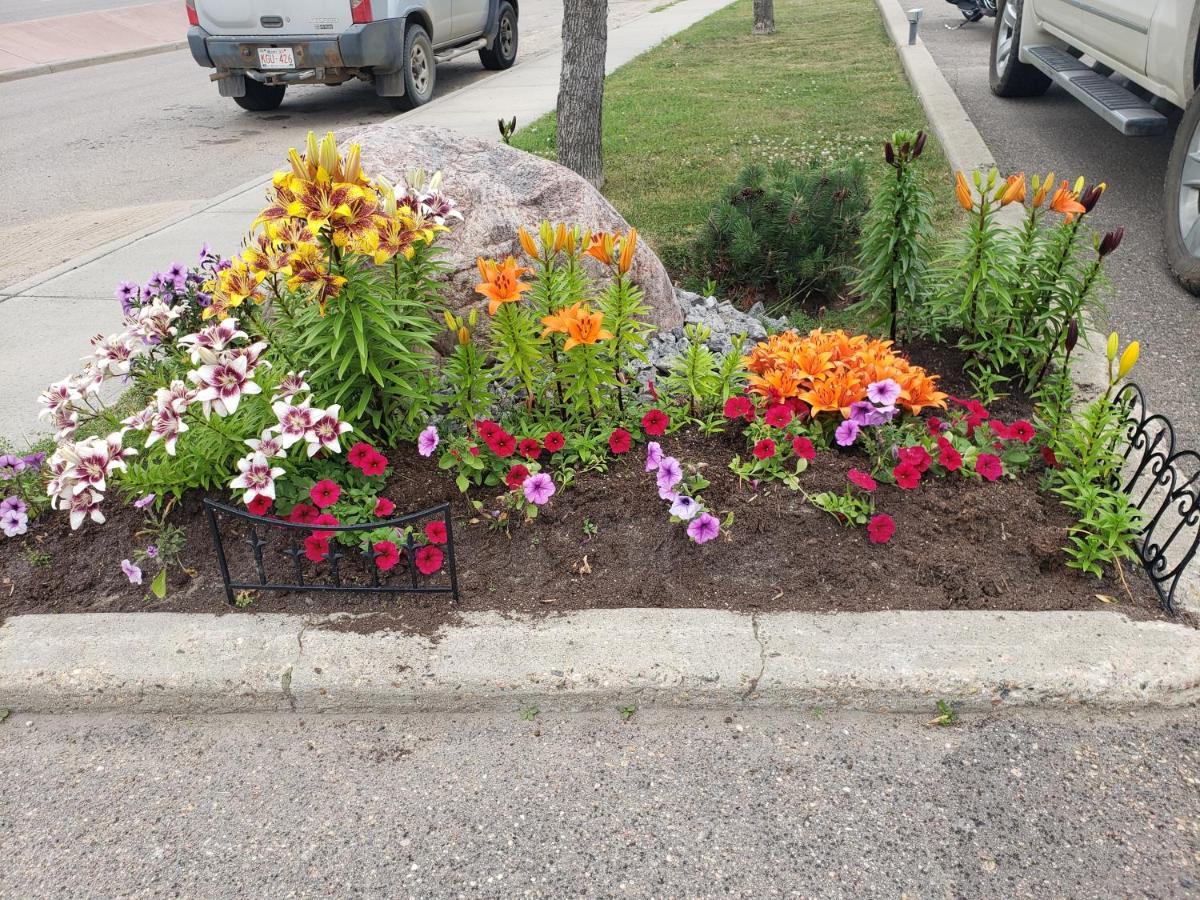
[
  {"xmin": 349, "ymin": 0, "xmax": 373, "ymax": 23},
  {"xmin": 185, "ymin": 0, "xmax": 199, "ymax": 26}
]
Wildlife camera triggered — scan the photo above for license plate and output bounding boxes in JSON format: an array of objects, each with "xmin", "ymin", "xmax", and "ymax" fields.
[{"xmin": 257, "ymin": 47, "xmax": 295, "ymax": 69}]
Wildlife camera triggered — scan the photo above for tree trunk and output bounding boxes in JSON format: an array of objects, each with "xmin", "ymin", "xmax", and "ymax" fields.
[
  {"xmin": 557, "ymin": 0, "xmax": 608, "ymax": 188},
  {"xmin": 753, "ymin": 0, "xmax": 776, "ymax": 34}
]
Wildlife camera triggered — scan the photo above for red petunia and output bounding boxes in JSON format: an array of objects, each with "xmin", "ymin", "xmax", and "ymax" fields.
[
  {"xmin": 310, "ymin": 479, "xmax": 341, "ymax": 508},
  {"xmin": 543, "ymin": 431, "xmax": 565, "ymax": 452},
  {"xmin": 953, "ymin": 396, "xmax": 989, "ymax": 435},
  {"xmin": 347, "ymin": 442, "xmax": 377, "ymax": 470},
  {"xmin": 784, "ymin": 397, "xmax": 810, "ymax": 420},
  {"xmin": 505, "ymin": 464, "xmax": 529, "ymax": 490},
  {"xmin": 792, "ymin": 436, "xmax": 816, "ymax": 461},
  {"xmin": 976, "ymin": 453, "xmax": 1003, "ymax": 482},
  {"xmin": 936, "ymin": 437, "xmax": 963, "ymax": 473},
  {"xmin": 608, "ymin": 428, "xmax": 632, "ymax": 454},
  {"xmin": 468, "ymin": 445, "xmax": 480, "ymax": 457},
  {"xmin": 642, "ymin": 408, "xmax": 669, "ymax": 436},
  {"xmin": 247, "ymin": 495, "xmax": 273, "ymax": 516},
  {"xmin": 723, "ymin": 396, "xmax": 753, "ymax": 420},
  {"xmin": 415, "ymin": 545, "xmax": 444, "ymax": 575},
  {"xmin": 303, "ymin": 533, "xmax": 330, "ymax": 563},
  {"xmin": 764, "ymin": 405, "xmax": 793, "ymax": 429},
  {"xmin": 927, "ymin": 416, "xmax": 947, "ymax": 435},
  {"xmin": 372, "ymin": 540, "xmax": 400, "ymax": 571},
  {"xmin": 489, "ymin": 432, "xmax": 516, "ymax": 458},
  {"xmin": 374, "ymin": 497, "xmax": 396, "ymax": 518},
  {"xmin": 989, "ymin": 420, "xmax": 1013, "ymax": 441},
  {"xmin": 893, "ymin": 461, "xmax": 921, "ymax": 490},
  {"xmin": 424, "ymin": 520, "xmax": 448, "ymax": 545},
  {"xmin": 313, "ymin": 513, "xmax": 339, "ymax": 527},
  {"xmin": 867, "ymin": 513, "xmax": 896, "ymax": 544},
  {"xmin": 1040, "ymin": 445, "xmax": 1059, "ymax": 468},
  {"xmin": 898, "ymin": 445, "xmax": 931, "ymax": 474},
  {"xmin": 1009, "ymin": 420, "xmax": 1035, "ymax": 443},
  {"xmin": 288, "ymin": 502, "xmax": 319, "ymax": 524},
  {"xmin": 647, "ymin": 379, "xmax": 659, "ymax": 401},
  {"xmin": 753, "ymin": 438, "xmax": 776, "ymax": 460},
  {"xmin": 518, "ymin": 438, "xmax": 541, "ymax": 460},
  {"xmin": 359, "ymin": 451, "xmax": 388, "ymax": 477},
  {"xmin": 476, "ymin": 420, "xmax": 501, "ymax": 442},
  {"xmin": 847, "ymin": 468, "xmax": 877, "ymax": 492}
]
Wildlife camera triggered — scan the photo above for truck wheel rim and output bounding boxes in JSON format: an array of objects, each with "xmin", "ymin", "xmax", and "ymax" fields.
[
  {"xmin": 500, "ymin": 16, "xmax": 514, "ymax": 58},
  {"xmin": 411, "ymin": 44, "xmax": 430, "ymax": 95},
  {"xmin": 994, "ymin": 0, "xmax": 1018, "ymax": 77},
  {"xmin": 1177, "ymin": 121, "xmax": 1200, "ymax": 257}
]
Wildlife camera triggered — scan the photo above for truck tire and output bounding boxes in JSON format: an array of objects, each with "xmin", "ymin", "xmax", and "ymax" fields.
[
  {"xmin": 234, "ymin": 78, "xmax": 286, "ymax": 112},
  {"xmin": 479, "ymin": 1, "xmax": 518, "ymax": 71},
  {"xmin": 388, "ymin": 24, "xmax": 436, "ymax": 111},
  {"xmin": 989, "ymin": 0, "xmax": 1050, "ymax": 98},
  {"xmin": 1164, "ymin": 89, "xmax": 1200, "ymax": 294}
]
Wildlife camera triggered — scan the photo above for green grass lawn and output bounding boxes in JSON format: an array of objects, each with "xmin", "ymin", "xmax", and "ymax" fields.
[{"xmin": 511, "ymin": 0, "xmax": 954, "ymax": 258}]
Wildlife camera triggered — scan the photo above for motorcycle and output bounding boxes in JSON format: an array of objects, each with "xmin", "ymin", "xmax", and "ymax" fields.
[{"xmin": 945, "ymin": 0, "xmax": 996, "ymax": 25}]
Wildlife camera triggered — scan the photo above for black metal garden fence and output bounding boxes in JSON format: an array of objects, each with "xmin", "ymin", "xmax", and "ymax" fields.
[
  {"xmin": 1117, "ymin": 382, "xmax": 1200, "ymax": 615},
  {"xmin": 203, "ymin": 498, "xmax": 459, "ymax": 605}
]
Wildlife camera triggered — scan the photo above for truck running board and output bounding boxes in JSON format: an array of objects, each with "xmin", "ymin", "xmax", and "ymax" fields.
[{"xmin": 1024, "ymin": 45, "xmax": 1167, "ymax": 136}]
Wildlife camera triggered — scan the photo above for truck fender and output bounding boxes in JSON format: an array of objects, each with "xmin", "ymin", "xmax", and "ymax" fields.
[{"xmin": 484, "ymin": 0, "xmax": 517, "ymax": 48}]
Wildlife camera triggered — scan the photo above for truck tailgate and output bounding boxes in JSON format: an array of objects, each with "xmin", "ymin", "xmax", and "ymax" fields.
[{"xmin": 196, "ymin": 1, "xmax": 353, "ymax": 36}]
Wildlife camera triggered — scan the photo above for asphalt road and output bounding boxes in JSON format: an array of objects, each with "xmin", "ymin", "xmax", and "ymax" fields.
[
  {"xmin": 912, "ymin": 2, "xmax": 1200, "ymax": 447},
  {"xmin": 0, "ymin": 707, "xmax": 1195, "ymax": 898},
  {"xmin": 0, "ymin": 0, "xmax": 660, "ymax": 287}
]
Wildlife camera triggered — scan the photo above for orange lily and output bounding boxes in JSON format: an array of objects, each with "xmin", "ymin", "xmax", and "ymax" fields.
[
  {"xmin": 746, "ymin": 368, "xmax": 802, "ymax": 404},
  {"xmin": 1000, "ymin": 172, "xmax": 1026, "ymax": 206},
  {"xmin": 474, "ymin": 256, "xmax": 532, "ymax": 315},
  {"xmin": 563, "ymin": 305, "xmax": 612, "ymax": 350},
  {"xmin": 955, "ymin": 171, "xmax": 974, "ymax": 211},
  {"xmin": 1048, "ymin": 180, "xmax": 1086, "ymax": 222},
  {"xmin": 797, "ymin": 373, "xmax": 868, "ymax": 418},
  {"xmin": 1030, "ymin": 172, "xmax": 1054, "ymax": 208},
  {"xmin": 585, "ymin": 232, "xmax": 617, "ymax": 266},
  {"xmin": 540, "ymin": 302, "xmax": 583, "ymax": 338},
  {"xmin": 617, "ymin": 228, "xmax": 637, "ymax": 275}
]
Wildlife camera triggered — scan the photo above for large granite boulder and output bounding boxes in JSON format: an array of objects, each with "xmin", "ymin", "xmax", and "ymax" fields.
[{"xmin": 340, "ymin": 123, "xmax": 682, "ymax": 330}]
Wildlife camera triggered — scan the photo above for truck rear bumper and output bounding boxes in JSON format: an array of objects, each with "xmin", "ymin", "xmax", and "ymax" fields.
[{"xmin": 187, "ymin": 19, "xmax": 406, "ymax": 73}]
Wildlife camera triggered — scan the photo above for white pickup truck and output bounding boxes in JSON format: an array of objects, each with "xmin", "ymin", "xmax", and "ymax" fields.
[
  {"xmin": 186, "ymin": 0, "xmax": 518, "ymax": 112},
  {"xmin": 990, "ymin": 0, "xmax": 1200, "ymax": 291}
]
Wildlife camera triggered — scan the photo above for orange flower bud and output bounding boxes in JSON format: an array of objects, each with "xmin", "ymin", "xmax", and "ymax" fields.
[
  {"xmin": 517, "ymin": 226, "xmax": 539, "ymax": 259},
  {"xmin": 618, "ymin": 228, "xmax": 638, "ymax": 275},
  {"xmin": 955, "ymin": 172, "xmax": 973, "ymax": 211}
]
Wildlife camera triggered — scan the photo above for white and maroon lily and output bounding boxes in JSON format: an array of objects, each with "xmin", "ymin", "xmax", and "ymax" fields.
[
  {"xmin": 245, "ymin": 430, "xmax": 287, "ymax": 459},
  {"xmin": 269, "ymin": 398, "xmax": 317, "ymax": 449},
  {"xmin": 145, "ymin": 406, "xmax": 189, "ymax": 456},
  {"xmin": 229, "ymin": 451, "xmax": 285, "ymax": 504},
  {"xmin": 87, "ymin": 332, "xmax": 137, "ymax": 379},
  {"xmin": 179, "ymin": 318, "xmax": 247, "ymax": 366},
  {"xmin": 272, "ymin": 371, "xmax": 310, "ymax": 403},
  {"xmin": 190, "ymin": 353, "xmax": 262, "ymax": 418},
  {"xmin": 305, "ymin": 404, "xmax": 352, "ymax": 457},
  {"xmin": 37, "ymin": 377, "xmax": 83, "ymax": 418}
]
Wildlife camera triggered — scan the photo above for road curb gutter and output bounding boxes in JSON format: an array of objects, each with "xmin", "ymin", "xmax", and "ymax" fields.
[
  {"xmin": 0, "ymin": 41, "xmax": 187, "ymax": 85},
  {"xmin": 1, "ymin": 610, "xmax": 1196, "ymax": 714}
]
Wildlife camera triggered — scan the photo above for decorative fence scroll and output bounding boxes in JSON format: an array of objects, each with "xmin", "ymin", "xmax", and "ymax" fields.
[
  {"xmin": 203, "ymin": 498, "xmax": 459, "ymax": 605},
  {"xmin": 1116, "ymin": 382, "xmax": 1200, "ymax": 614}
]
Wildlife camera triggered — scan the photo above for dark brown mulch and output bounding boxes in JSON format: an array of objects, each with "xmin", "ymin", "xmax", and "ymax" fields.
[{"xmin": 0, "ymin": 339, "xmax": 1175, "ymax": 634}]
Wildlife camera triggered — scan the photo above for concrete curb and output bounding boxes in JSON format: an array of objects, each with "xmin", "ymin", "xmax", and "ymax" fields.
[
  {"xmin": 1, "ymin": 610, "xmax": 1197, "ymax": 714},
  {"xmin": 0, "ymin": 40, "xmax": 187, "ymax": 84}
]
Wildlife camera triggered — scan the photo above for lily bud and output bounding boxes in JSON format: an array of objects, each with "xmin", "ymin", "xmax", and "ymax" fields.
[
  {"xmin": 1072, "ymin": 175, "xmax": 1086, "ymax": 195},
  {"xmin": 1065, "ymin": 318, "xmax": 1079, "ymax": 353},
  {"xmin": 517, "ymin": 225, "xmax": 539, "ymax": 259},
  {"xmin": 1106, "ymin": 332, "xmax": 1119, "ymax": 361},
  {"xmin": 913, "ymin": 130, "xmax": 926, "ymax": 159},
  {"xmin": 1117, "ymin": 340, "xmax": 1140, "ymax": 379},
  {"xmin": 955, "ymin": 172, "xmax": 973, "ymax": 211},
  {"xmin": 443, "ymin": 309, "xmax": 457, "ymax": 331},
  {"xmin": 1098, "ymin": 226, "xmax": 1124, "ymax": 257},
  {"xmin": 457, "ymin": 326, "xmax": 471, "ymax": 347},
  {"xmin": 537, "ymin": 220, "xmax": 555, "ymax": 253},
  {"xmin": 468, "ymin": 308, "xmax": 478, "ymax": 328},
  {"xmin": 972, "ymin": 169, "xmax": 983, "ymax": 189},
  {"xmin": 899, "ymin": 141, "xmax": 911, "ymax": 159},
  {"xmin": 618, "ymin": 228, "xmax": 638, "ymax": 275},
  {"xmin": 999, "ymin": 172, "xmax": 1026, "ymax": 206},
  {"xmin": 884, "ymin": 141, "xmax": 895, "ymax": 166},
  {"xmin": 1080, "ymin": 183, "xmax": 1105, "ymax": 213}
]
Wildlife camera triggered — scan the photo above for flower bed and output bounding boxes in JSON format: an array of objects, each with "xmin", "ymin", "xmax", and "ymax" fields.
[{"xmin": 0, "ymin": 130, "xmax": 1184, "ymax": 631}]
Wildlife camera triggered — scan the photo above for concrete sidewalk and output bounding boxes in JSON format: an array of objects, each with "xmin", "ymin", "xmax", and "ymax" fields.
[
  {"xmin": 0, "ymin": 1, "xmax": 184, "ymax": 81},
  {"xmin": 0, "ymin": 0, "xmax": 733, "ymax": 443},
  {"xmin": 2, "ymin": 609, "xmax": 1197, "ymax": 714}
]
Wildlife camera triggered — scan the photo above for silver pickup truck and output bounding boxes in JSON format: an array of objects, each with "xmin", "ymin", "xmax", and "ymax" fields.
[{"xmin": 185, "ymin": 0, "xmax": 518, "ymax": 112}]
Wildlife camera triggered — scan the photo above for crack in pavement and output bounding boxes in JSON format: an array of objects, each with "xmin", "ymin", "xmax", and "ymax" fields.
[
  {"xmin": 279, "ymin": 618, "xmax": 312, "ymax": 713},
  {"xmin": 741, "ymin": 612, "xmax": 767, "ymax": 701}
]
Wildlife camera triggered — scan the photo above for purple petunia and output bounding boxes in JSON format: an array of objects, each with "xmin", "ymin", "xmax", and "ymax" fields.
[
  {"xmin": 656, "ymin": 456, "xmax": 683, "ymax": 493},
  {"xmin": 120, "ymin": 559, "xmax": 143, "ymax": 585},
  {"xmin": 1, "ymin": 508, "xmax": 28, "ymax": 538},
  {"xmin": 417, "ymin": 425, "xmax": 439, "ymax": 458},
  {"xmin": 834, "ymin": 420, "xmax": 860, "ymax": 447},
  {"xmin": 867, "ymin": 379, "xmax": 902, "ymax": 407},
  {"xmin": 1, "ymin": 496, "xmax": 27, "ymax": 516},
  {"xmin": 522, "ymin": 472, "xmax": 556, "ymax": 506},
  {"xmin": 0, "ymin": 454, "xmax": 24, "ymax": 479},
  {"xmin": 686, "ymin": 512, "xmax": 720, "ymax": 545},
  {"xmin": 133, "ymin": 494, "xmax": 156, "ymax": 509},
  {"xmin": 669, "ymin": 495, "xmax": 700, "ymax": 521},
  {"xmin": 645, "ymin": 441, "xmax": 663, "ymax": 472},
  {"xmin": 22, "ymin": 451, "xmax": 46, "ymax": 470}
]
